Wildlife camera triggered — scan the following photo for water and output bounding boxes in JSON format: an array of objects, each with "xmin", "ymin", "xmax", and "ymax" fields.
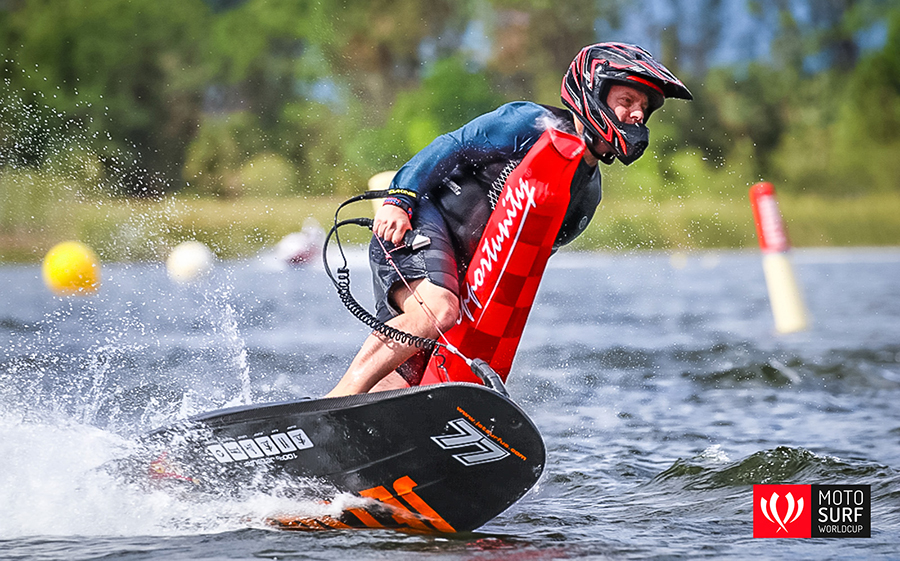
[{"xmin": 1, "ymin": 248, "xmax": 899, "ymax": 559}]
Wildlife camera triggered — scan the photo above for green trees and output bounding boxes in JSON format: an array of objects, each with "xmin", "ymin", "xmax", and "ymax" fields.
[
  {"xmin": 1, "ymin": 0, "xmax": 211, "ymax": 194},
  {"xmin": 2, "ymin": 0, "xmax": 900, "ymax": 203}
]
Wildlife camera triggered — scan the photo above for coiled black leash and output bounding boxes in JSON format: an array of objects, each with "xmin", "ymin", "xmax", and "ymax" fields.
[{"xmin": 321, "ymin": 191, "xmax": 438, "ymax": 351}]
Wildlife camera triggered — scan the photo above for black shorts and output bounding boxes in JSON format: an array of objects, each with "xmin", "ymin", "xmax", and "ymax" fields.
[{"xmin": 370, "ymin": 195, "xmax": 460, "ymax": 322}]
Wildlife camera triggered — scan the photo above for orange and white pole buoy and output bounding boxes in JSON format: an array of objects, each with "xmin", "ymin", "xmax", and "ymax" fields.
[{"xmin": 749, "ymin": 182, "xmax": 809, "ymax": 333}]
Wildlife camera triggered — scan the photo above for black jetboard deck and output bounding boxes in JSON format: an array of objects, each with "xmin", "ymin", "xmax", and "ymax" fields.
[{"xmin": 142, "ymin": 382, "xmax": 545, "ymax": 533}]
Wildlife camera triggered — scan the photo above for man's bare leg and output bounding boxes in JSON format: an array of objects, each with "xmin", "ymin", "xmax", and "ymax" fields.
[
  {"xmin": 325, "ymin": 279, "xmax": 458, "ymax": 396},
  {"xmin": 368, "ymin": 370, "xmax": 414, "ymax": 392}
]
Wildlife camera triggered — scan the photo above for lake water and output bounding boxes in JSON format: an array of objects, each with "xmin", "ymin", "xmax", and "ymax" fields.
[{"xmin": 1, "ymin": 247, "xmax": 899, "ymax": 559}]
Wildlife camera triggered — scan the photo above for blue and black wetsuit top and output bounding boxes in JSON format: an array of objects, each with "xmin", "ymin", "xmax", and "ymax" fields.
[
  {"xmin": 370, "ymin": 101, "xmax": 602, "ymax": 326},
  {"xmin": 384, "ymin": 101, "xmax": 602, "ymax": 266}
]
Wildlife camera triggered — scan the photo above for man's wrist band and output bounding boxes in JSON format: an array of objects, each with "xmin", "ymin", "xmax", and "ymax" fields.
[{"xmin": 383, "ymin": 197, "xmax": 414, "ymax": 218}]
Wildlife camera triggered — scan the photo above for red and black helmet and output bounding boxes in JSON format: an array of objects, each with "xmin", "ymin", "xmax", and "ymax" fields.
[{"xmin": 561, "ymin": 42, "xmax": 692, "ymax": 165}]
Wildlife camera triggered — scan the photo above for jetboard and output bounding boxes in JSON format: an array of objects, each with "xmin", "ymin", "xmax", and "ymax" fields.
[{"xmin": 138, "ymin": 380, "xmax": 545, "ymax": 533}]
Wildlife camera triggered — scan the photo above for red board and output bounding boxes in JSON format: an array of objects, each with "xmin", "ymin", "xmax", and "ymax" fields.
[{"xmin": 421, "ymin": 128, "xmax": 585, "ymax": 385}]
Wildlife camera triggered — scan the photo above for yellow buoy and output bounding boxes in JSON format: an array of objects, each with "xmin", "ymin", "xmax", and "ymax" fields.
[{"xmin": 42, "ymin": 241, "xmax": 101, "ymax": 296}]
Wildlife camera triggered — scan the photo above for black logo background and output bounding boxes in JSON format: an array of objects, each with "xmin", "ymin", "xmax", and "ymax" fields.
[{"xmin": 810, "ymin": 484, "xmax": 871, "ymax": 538}]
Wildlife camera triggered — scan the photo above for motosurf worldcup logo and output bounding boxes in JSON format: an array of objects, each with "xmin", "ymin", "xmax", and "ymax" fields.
[{"xmin": 753, "ymin": 484, "xmax": 871, "ymax": 538}]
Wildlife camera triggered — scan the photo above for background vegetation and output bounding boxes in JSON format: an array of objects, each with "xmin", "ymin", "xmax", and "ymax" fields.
[{"xmin": 2, "ymin": 0, "xmax": 900, "ymax": 262}]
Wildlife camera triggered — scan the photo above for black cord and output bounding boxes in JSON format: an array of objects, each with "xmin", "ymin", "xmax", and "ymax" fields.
[{"xmin": 322, "ymin": 196, "xmax": 438, "ymax": 352}]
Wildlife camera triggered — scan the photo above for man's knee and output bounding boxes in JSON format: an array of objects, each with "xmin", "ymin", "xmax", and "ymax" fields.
[
  {"xmin": 428, "ymin": 288, "xmax": 459, "ymax": 331},
  {"xmin": 397, "ymin": 280, "xmax": 459, "ymax": 332}
]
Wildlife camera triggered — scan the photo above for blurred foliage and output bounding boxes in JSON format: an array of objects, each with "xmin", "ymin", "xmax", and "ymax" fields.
[
  {"xmin": 182, "ymin": 110, "xmax": 265, "ymax": 197},
  {"xmin": 3, "ymin": 0, "xmax": 900, "ymax": 256},
  {"xmin": 351, "ymin": 56, "xmax": 506, "ymax": 173}
]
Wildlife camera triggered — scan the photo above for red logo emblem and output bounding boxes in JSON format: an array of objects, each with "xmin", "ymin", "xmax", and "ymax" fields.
[{"xmin": 753, "ymin": 485, "xmax": 812, "ymax": 538}]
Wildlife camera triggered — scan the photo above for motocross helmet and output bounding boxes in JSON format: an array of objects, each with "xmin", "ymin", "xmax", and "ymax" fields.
[{"xmin": 561, "ymin": 42, "xmax": 692, "ymax": 165}]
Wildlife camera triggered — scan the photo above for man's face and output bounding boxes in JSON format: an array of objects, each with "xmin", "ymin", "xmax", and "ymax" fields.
[
  {"xmin": 606, "ymin": 84, "xmax": 649, "ymax": 125},
  {"xmin": 574, "ymin": 83, "xmax": 655, "ymax": 164}
]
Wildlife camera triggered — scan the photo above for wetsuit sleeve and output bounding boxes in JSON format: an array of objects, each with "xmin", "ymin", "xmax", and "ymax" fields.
[{"xmin": 385, "ymin": 102, "xmax": 549, "ymax": 214}]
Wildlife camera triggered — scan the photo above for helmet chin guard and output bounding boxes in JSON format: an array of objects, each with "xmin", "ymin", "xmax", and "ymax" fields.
[
  {"xmin": 582, "ymin": 104, "xmax": 650, "ymax": 165},
  {"xmin": 561, "ymin": 42, "xmax": 691, "ymax": 165}
]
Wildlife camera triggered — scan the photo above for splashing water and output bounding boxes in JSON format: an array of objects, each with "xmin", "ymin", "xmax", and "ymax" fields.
[
  {"xmin": 218, "ymin": 295, "xmax": 253, "ymax": 407},
  {"xmin": 0, "ymin": 414, "xmax": 368, "ymax": 538},
  {"xmin": 0, "ymin": 261, "xmax": 314, "ymax": 540}
]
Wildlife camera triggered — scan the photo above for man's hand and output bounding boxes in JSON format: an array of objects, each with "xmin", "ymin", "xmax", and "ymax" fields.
[{"xmin": 373, "ymin": 204, "xmax": 411, "ymax": 245}]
